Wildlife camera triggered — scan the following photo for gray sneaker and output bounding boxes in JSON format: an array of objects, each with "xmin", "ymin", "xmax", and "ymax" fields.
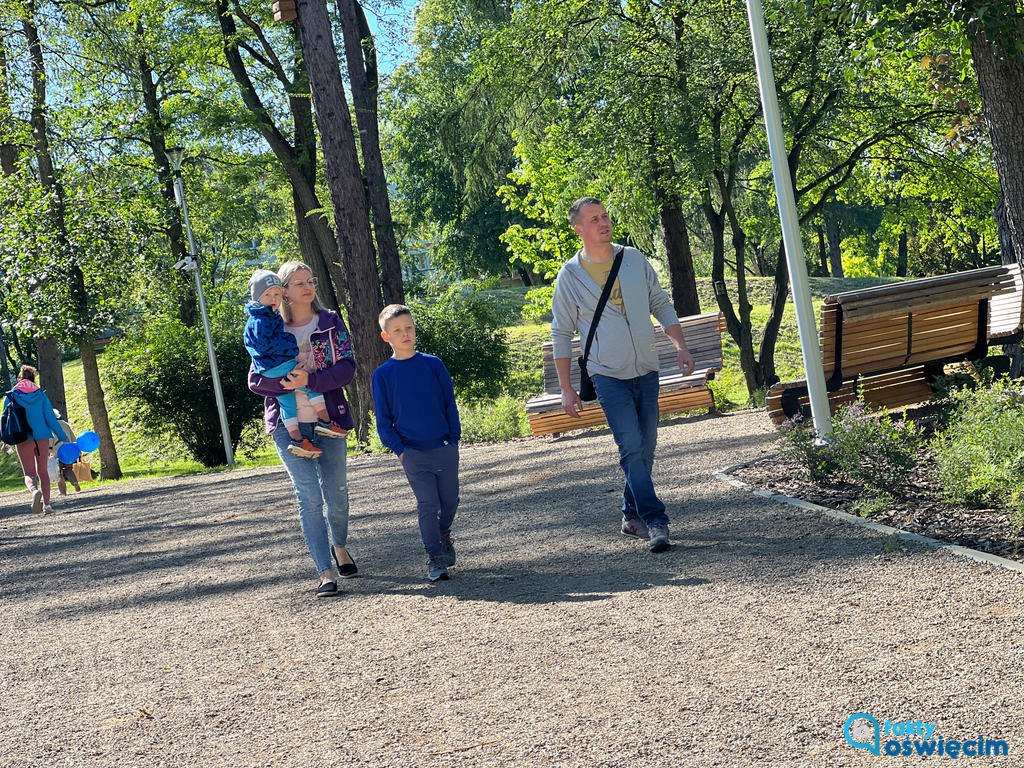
[
  {"xmin": 30, "ymin": 488, "xmax": 43, "ymax": 514},
  {"xmin": 647, "ymin": 523, "xmax": 670, "ymax": 553},
  {"xmin": 621, "ymin": 517, "xmax": 649, "ymax": 539},
  {"xmin": 427, "ymin": 558, "xmax": 450, "ymax": 582},
  {"xmin": 440, "ymin": 534, "xmax": 456, "ymax": 567}
]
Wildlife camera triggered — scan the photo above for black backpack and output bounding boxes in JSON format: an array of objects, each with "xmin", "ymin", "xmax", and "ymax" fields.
[{"xmin": 1, "ymin": 391, "xmax": 29, "ymax": 444}]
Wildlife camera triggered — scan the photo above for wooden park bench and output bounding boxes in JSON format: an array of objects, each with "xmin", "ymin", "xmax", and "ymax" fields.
[
  {"xmin": 766, "ymin": 263, "xmax": 1023, "ymax": 425},
  {"xmin": 525, "ymin": 312, "xmax": 726, "ymax": 436}
]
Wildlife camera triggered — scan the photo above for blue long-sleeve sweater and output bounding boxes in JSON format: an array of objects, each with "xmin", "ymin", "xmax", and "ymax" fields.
[{"xmin": 372, "ymin": 352, "xmax": 460, "ymax": 456}]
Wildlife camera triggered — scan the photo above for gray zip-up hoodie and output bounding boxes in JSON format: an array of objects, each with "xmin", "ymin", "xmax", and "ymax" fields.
[{"xmin": 551, "ymin": 245, "xmax": 680, "ymax": 380}]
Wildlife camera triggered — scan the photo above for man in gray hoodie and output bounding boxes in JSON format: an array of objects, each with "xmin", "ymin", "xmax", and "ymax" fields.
[{"xmin": 551, "ymin": 197, "xmax": 695, "ymax": 552}]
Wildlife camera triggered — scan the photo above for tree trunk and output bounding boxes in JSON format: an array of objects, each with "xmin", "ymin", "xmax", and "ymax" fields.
[
  {"xmin": 815, "ymin": 224, "xmax": 829, "ymax": 276},
  {"xmin": 756, "ymin": 240, "xmax": 789, "ymax": 390},
  {"xmin": 216, "ymin": 6, "xmax": 343, "ymax": 312},
  {"xmin": 825, "ymin": 213, "xmax": 843, "ymax": 278},
  {"xmin": 24, "ymin": 0, "xmax": 120, "ymax": 474},
  {"xmin": 34, "ymin": 336, "xmax": 66, "ymax": 417},
  {"xmin": 295, "ymin": 0, "xmax": 387, "ymax": 443},
  {"xmin": 514, "ymin": 265, "xmax": 533, "ymax": 287},
  {"xmin": 658, "ymin": 199, "xmax": 701, "ymax": 317},
  {"xmin": 971, "ymin": 22, "xmax": 1024, "ymax": 272},
  {"xmin": 136, "ymin": 25, "xmax": 197, "ymax": 328},
  {"xmin": 0, "ymin": 38, "xmax": 17, "ymax": 177},
  {"xmin": 336, "ymin": 0, "xmax": 404, "ymax": 305},
  {"xmin": 79, "ymin": 340, "xmax": 121, "ymax": 480},
  {"xmin": 896, "ymin": 229, "xmax": 908, "ymax": 277}
]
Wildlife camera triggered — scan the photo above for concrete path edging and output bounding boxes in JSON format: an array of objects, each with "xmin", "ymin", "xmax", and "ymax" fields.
[{"xmin": 715, "ymin": 461, "xmax": 1024, "ymax": 575}]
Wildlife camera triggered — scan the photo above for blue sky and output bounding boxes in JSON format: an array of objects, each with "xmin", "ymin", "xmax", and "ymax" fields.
[{"xmin": 363, "ymin": 0, "xmax": 417, "ymax": 75}]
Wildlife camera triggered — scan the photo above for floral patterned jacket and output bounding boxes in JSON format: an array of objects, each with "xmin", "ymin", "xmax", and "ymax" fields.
[{"xmin": 247, "ymin": 309, "xmax": 357, "ymax": 434}]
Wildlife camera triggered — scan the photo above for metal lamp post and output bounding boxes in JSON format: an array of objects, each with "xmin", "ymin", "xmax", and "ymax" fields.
[
  {"xmin": 166, "ymin": 147, "xmax": 235, "ymax": 466},
  {"xmin": 744, "ymin": 0, "xmax": 832, "ymax": 439}
]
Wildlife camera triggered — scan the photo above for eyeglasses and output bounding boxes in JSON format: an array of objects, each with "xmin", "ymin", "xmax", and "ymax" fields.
[{"xmin": 287, "ymin": 278, "xmax": 318, "ymax": 289}]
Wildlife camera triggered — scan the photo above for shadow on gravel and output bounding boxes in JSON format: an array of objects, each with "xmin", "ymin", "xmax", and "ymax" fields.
[{"xmin": 365, "ymin": 570, "xmax": 711, "ymax": 604}]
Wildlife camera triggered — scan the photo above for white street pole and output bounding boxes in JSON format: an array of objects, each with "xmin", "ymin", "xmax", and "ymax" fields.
[
  {"xmin": 745, "ymin": 0, "xmax": 832, "ymax": 438},
  {"xmin": 172, "ymin": 174, "xmax": 235, "ymax": 466}
]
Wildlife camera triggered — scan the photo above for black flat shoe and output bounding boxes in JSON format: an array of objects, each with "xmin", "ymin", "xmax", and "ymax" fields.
[{"xmin": 332, "ymin": 549, "xmax": 359, "ymax": 579}]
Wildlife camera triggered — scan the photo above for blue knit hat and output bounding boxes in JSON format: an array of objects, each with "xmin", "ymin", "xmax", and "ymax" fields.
[{"xmin": 248, "ymin": 269, "xmax": 282, "ymax": 303}]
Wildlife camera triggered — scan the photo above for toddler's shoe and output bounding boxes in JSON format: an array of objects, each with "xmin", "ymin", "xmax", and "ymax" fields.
[
  {"xmin": 287, "ymin": 439, "xmax": 322, "ymax": 459},
  {"xmin": 427, "ymin": 558, "xmax": 450, "ymax": 582},
  {"xmin": 314, "ymin": 420, "xmax": 349, "ymax": 439}
]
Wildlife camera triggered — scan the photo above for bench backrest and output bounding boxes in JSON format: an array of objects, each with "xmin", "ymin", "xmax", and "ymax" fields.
[
  {"xmin": 539, "ymin": 312, "xmax": 725, "ymax": 394},
  {"xmin": 988, "ymin": 263, "xmax": 1023, "ymax": 340},
  {"xmin": 819, "ymin": 265, "xmax": 1017, "ymax": 380}
]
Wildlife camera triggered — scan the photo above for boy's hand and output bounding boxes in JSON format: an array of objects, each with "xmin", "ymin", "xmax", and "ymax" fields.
[{"xmin": 561, "ymin": 389, "xmax": 583, "ymax": 418}]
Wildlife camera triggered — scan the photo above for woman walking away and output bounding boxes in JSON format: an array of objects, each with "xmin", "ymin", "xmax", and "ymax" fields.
[
  {"xmin": 6, "ymin": 365, "xmax": 69, "ymax": 514},
  {"xmin": 247, "ymin": 261, "xmax": 360, "ymax": 597}
]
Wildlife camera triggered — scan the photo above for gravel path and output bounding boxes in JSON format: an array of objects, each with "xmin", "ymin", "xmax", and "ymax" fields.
[{"xmin": 1, "ymin": 410, "xmax": 1022, "ymax": 767}]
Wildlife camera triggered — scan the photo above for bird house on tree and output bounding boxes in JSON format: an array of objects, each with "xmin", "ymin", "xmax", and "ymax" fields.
[{"xmin": 273, "ymin": 0, "xmax": 296, "ymax": 21}]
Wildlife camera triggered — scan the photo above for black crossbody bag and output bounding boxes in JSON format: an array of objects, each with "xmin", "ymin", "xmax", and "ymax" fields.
[{"xmin": 578, "ymin": 247, "xmax": 624, "ymax": 401}]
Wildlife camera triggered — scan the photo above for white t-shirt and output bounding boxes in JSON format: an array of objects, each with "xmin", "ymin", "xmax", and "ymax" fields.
[{"xmin": 285, "ymin": 316, "xmax": 319, "ymax": 423}]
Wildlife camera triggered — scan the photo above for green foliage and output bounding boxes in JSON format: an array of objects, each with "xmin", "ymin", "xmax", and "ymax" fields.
[
  {"xmin": 779, "ymin": 400, "xmax": 923, "ymax": 491},
  {"xmin": 459, "ymin": 395, "xmax": 529, "ymax": 443},
  {"xmin": 930, "ymin": 379, "xmax": 1024, "ymax": 526},
  {"xmin": 410, "ymin": 281, "xmax": 512, "ymax": 401},
  {"xmin": 852, "ymin": 495, "xmax": 892, "ymax": 518},
  {"xmin": 778, "ymin": 416, "xmax": 841, "ymax": 481},
  {"xmin": 104, "ymin": 311, "xmax": 263, "ymax": 467}
]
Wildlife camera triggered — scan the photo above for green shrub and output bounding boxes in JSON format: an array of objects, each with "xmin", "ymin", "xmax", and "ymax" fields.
[
  {"xmin": 852, "ymin": 495, "xmax": 891, "ymax": 518},
  {"xmin": 105, "ymin": 311, "xmax": 263, "ymax": 467},
  {"xmin": 830, "ymin": 401, "xmax": 923, "ymax": 493},
  {"xmin": 930, "ymin": 379, "xmax": 1024, "ymax": 525},
  {"xmin": 778, "ymin": 400, "xmax": 922, "ymax": 492},
  {"xmin": 460, "ymin": 395, "xmax": 528, "ymax": 443},
  {"xmin": 411, "ymin": 281, "xmax": 511, "ymax": 401},
  {"xmin": 778, "ymin": 415, "xmax": 840, "ymax": 481}
]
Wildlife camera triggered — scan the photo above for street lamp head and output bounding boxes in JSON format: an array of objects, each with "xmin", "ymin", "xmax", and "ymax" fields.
[{"xmin": 166, "ymin": 146, "xmax": 184, "ymax": 173}]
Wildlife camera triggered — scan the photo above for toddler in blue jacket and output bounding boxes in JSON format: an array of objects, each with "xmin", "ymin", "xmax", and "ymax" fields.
[
  {"xmin": 244, "ymin": 269, "xmax": 346, "ymax": 458},
  {"xmin": 372, "ymin": 304, "xmax": 461, "ymax": 582}
]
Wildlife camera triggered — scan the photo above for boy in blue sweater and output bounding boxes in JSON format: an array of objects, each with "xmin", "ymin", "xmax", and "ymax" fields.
[
  {"xmin": 244, "ymin": 269, "xmax": 347, "ymax": 458},
  {"xmin": 372, "ymin": 304, "xmax": 461, "ymax": 582}
]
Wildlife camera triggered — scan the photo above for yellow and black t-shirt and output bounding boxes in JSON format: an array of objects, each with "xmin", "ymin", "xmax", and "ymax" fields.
[{"xmin": 579, "ymin": 255, "xmax": 624, "ymax": 314}]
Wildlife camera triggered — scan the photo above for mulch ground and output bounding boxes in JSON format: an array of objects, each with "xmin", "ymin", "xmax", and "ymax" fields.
[{"xmin": 734, "ymin": 453, "xmax": 1023, "ymax": 562}]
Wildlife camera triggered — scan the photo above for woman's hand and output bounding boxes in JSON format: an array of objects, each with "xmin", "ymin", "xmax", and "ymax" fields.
[{"xmin": 283, "ymin": 368, "xmax": 309, "ymax": 390}]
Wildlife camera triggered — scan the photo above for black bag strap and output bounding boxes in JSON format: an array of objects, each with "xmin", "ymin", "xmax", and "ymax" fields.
[{"xmin": 581, "ymin": 246, "xmax": 625, "ymax": 368}]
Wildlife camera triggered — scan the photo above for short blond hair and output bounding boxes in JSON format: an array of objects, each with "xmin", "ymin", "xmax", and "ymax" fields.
[{"xmin": 378, "ymin": 303, "xmax": 413, "ymax": 332}]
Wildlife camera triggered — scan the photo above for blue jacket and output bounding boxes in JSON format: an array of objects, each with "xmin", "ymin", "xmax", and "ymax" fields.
[
  {"xmin": 8, "ymin": 387, "xmax": 67, "ymax": 442},
  {"xmin": 243, "ymin": 302, "xmax": 299, "ymax": 372}
]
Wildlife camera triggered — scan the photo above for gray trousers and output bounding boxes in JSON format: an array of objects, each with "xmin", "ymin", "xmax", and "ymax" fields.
[{"xmin": 402, "ymin": 443, "xmax": 459, "ymax": 560}]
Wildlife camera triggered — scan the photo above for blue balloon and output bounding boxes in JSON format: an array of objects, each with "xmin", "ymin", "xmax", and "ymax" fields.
[
  {"xmin": 76, "ymin": 430, "xmax": 100, "ymax": 452},
  {"xmin": 57, "ymin": 442, "xmax": 81, "ymax": 463}
]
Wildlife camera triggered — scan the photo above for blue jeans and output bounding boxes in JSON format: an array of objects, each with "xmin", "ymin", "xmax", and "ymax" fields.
[
  {"xmin": 273, "ymin": 421, "xmax": 349, "ymax": 574},
  {"xmin": 592, "ymin": 371, "xmax": 668, "ymax": 526},
  {"xmin": 402, "ymin": 443, "xmax": 459, "ymax": 560}
]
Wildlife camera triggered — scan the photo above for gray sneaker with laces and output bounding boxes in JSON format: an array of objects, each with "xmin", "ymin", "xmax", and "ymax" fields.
[
  {"xmin": 427, "ymin": 558, "xmax": 450, "ymax": 582},
  {"xmin": 647, "ymin": 523, "xmax": 670, "ymax": 553},
  {"xmin": 620, "ymin": 517, "xmax": 649, "ymax": 539},
  {"xmin": 440, "ymin": 534, "xmax": 456, "ymax": 567}
]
